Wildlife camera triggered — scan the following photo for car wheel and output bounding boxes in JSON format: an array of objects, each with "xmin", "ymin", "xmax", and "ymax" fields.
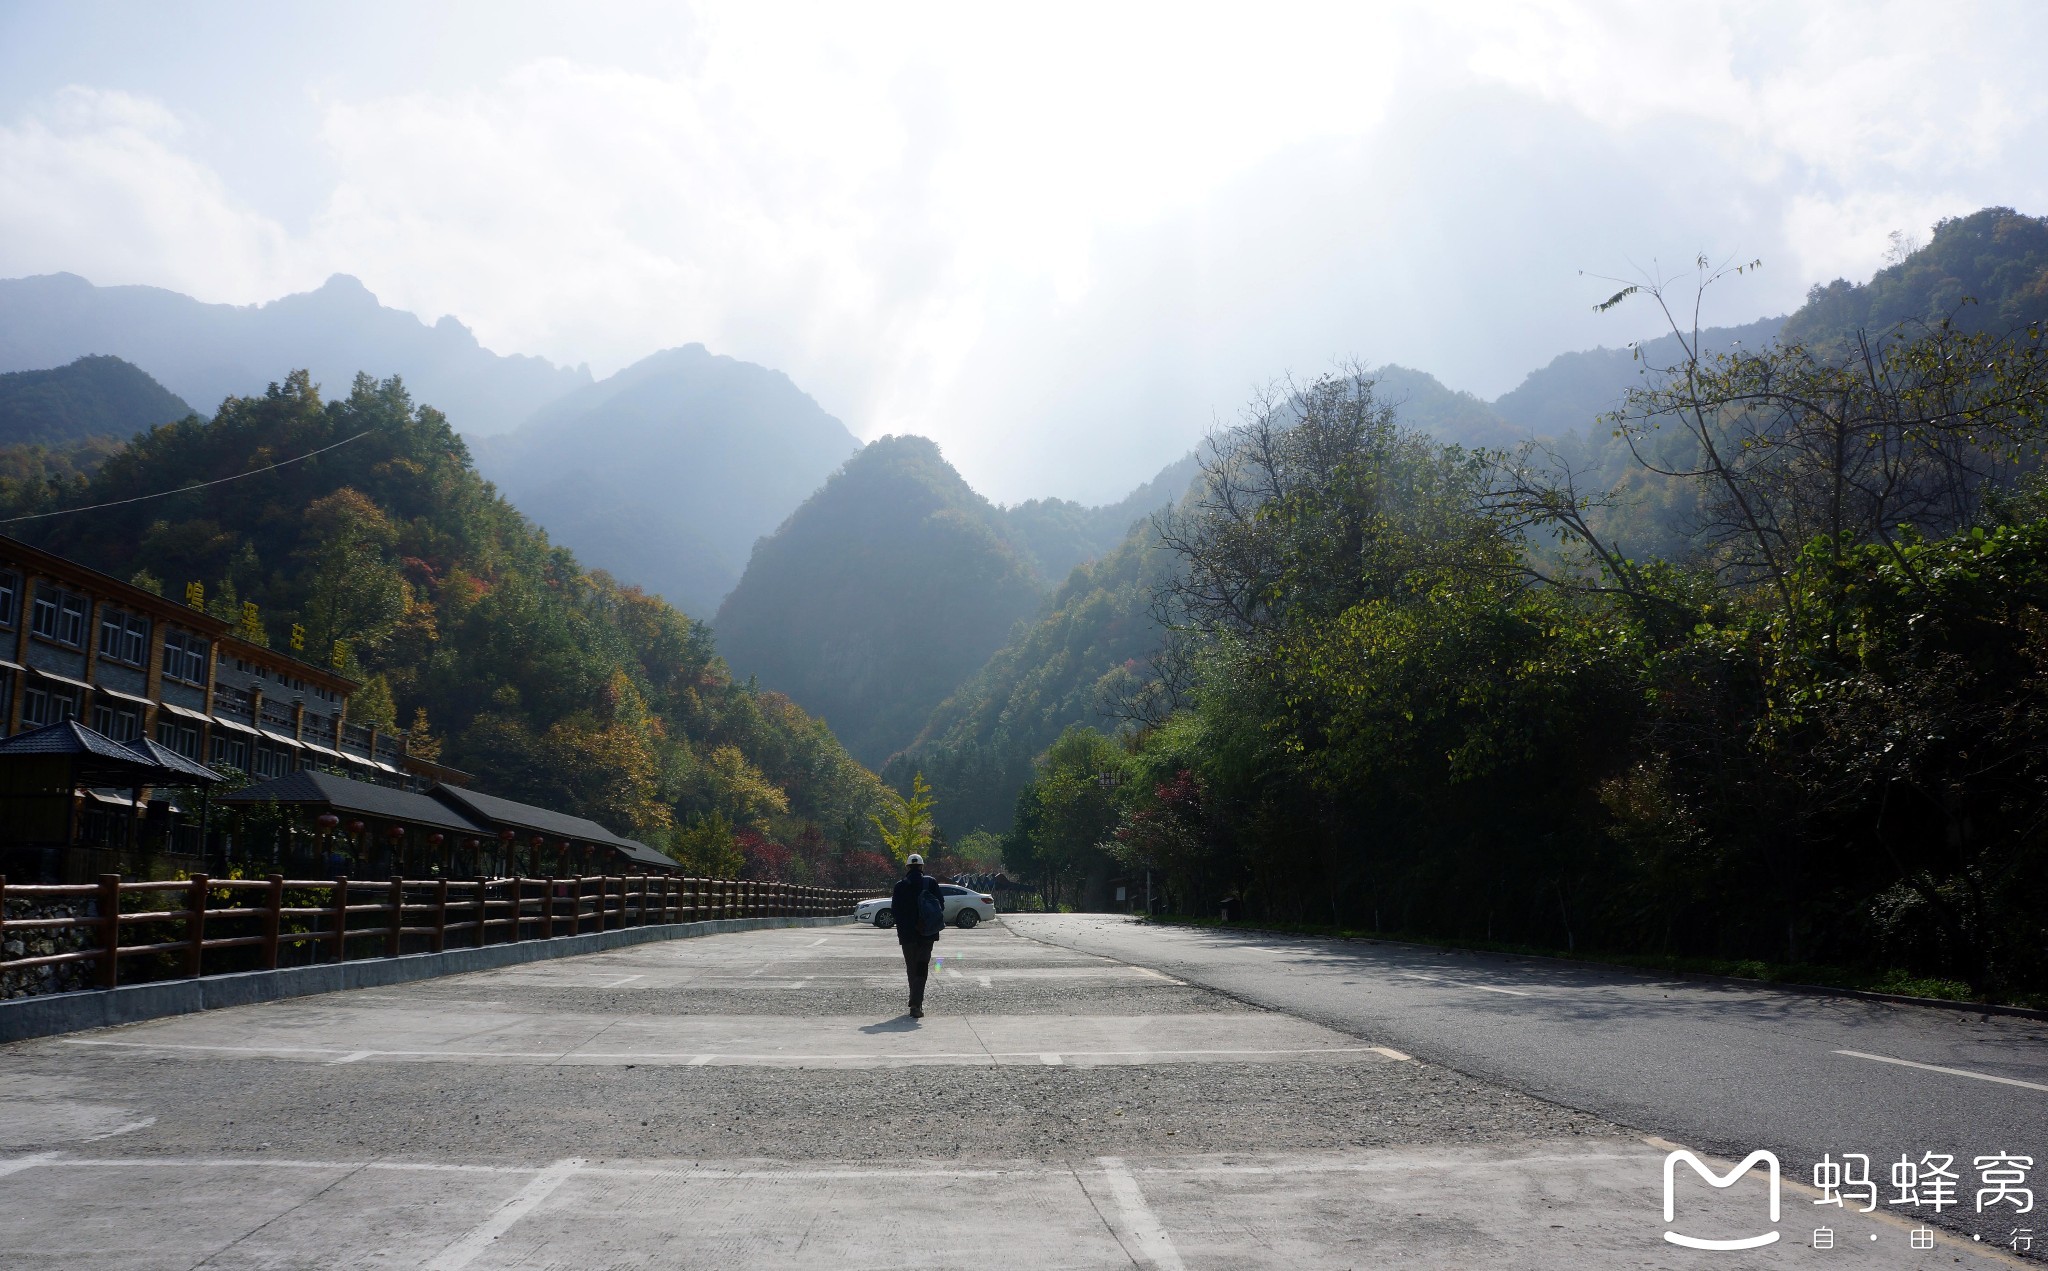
[
  {"xmin": 875, "ymin": 909, "xmax": 894, "ymax": 929},
  {"xmin": 956, "ymin": 909, "xmax": 980, "ymax": 929}
]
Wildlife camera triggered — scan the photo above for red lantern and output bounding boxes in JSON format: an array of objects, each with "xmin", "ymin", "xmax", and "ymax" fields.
[
  {"xmin": 499, "ymin": 829, "xmax": 516, "ymax": 843},
  {"xmin": 428, "ymin": 833, "xmax": 444, "ymax": 846},
  {"xmin": 346, "ymin": 820, "xmax": 364, "ymax": 834},
  {"xmin": 317, "ymin": 813, "xmax": 340, "ymax": 830},
  {"xmin": 531, "ymin": 834, "xmax": 545, "ymax": 847},
  {"xmin": 387, "ymin": 825, "xmax": 405, "ymax": 841}
]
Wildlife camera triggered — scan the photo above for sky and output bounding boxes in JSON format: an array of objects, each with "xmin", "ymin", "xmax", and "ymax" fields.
[{"xmin": 1, "ymin": 2, "xmax": 2044, "ymax": 504}]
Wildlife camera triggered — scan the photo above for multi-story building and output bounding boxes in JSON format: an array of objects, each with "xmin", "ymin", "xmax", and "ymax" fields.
[{"xmin": 0, "ymin": 534, "xmax": 462, "ymax": 792}]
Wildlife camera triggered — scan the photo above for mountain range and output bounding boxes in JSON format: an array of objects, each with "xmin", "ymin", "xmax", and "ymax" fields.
[
  {"xmin": 13, "ymin": 206, "xmax": 2041, "ymax": 815},
  {"xmin": 473, "ymin": 344, "xmax": 862, "ymax": 617}
]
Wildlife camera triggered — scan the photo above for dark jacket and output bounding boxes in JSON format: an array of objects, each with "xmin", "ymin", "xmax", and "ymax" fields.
[{"xmin": 892, "ymin": 870, "xmax": 941, "ymax": 944}]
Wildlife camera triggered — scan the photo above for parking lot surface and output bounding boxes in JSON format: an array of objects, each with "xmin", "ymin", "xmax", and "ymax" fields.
[{"xmin": 0, "ymin": 918, "xmax": 2019, "ymax": 1267}]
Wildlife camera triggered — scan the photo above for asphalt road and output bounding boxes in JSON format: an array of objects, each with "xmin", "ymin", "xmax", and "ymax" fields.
[
  {"xmin": 1008, "ymin": 914, "xmax": 2048, "ymax": 1253},
  {"xmin": 0, "ymin": 916, "xmax": 2030, "ymax": 1267}
]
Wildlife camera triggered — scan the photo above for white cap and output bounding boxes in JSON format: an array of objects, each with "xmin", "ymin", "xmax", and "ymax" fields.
[{"xmin": 906, "ymin": 853, "xmax": 924, "ymax": 865}]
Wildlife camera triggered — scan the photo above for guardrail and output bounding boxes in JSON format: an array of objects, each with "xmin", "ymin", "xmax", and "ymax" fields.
[{"xmin": 0, "ymin": 874, "xmax": 866, "ymax": 990}]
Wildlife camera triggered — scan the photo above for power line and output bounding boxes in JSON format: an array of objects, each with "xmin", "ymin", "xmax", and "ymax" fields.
[{"xmin": 0, "ymin": 430, "xmax": 374, "ymax": 527}]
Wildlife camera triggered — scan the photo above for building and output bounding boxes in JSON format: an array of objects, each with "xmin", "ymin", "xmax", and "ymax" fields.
[
  {"xmin": 0, "ymin": 534, "xmax": 459, "ymax": 792},
  {"xmin": 217, "ymin": 769, "xmax": 679, "ymax": 878}
]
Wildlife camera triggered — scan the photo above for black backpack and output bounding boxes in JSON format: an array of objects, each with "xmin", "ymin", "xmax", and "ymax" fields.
[{"xmin": 916, "ymin": 877, "xmax": 946, "ymax": 937}]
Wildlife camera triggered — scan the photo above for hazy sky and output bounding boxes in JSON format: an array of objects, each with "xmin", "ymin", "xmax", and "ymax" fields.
[{"xmin": 2, "ymin": 2, "xmax": 2044, "ymax": 503}]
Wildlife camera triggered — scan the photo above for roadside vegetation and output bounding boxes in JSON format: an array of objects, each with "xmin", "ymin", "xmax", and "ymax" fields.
[{"xmin": 1001, "ymin": 213, "xmax": 2048, "ymax": 1001}]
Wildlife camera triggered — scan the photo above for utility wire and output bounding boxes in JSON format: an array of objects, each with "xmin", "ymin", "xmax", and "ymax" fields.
[{"xmin": 0, "ymin": 430, "xmax": 373, "ymax": 526}]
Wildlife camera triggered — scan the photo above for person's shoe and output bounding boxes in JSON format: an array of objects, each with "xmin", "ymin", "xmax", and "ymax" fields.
[{"xmin": 910, "ymin": 1004, "xmax": 924, "ymax": 1018}]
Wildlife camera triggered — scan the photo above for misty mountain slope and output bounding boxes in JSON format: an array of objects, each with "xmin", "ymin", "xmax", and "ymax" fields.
[
  {"xmin": 1002, "ymin": 450, "xmax": 1201, "ymax": 581},
  {"xmin": 0, "ymin": 272, "xmax": 588, "ymax": 432},
  {"xmin": 1369, "ymin": 364, "xmax": 1527, "ymax": 450},
  {"xmin": 884, "ymin": 518, "xmax": 1180, "ymax": 838},
  {"xmin": 1491, "ymin": 315, "xmax": 1786, "ymax": 439},
  {"xmin": 0, "ymin": 355, "xmax": 193, "ymax": 447},
  {"xmin": 713, "ymin": 435, "xmax": 1046, "ymax": 766},
  {"xmin": 478, "ymin": 343, "xmax": 862, "ymax": 616}
]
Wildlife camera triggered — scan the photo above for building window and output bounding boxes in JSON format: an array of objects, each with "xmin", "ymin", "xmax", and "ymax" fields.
[
  {"xmin": 23, "ymin": 684, "xmax": 79, "ymax": 727},
  {"xmin": 210, "ymin": 733, "xmax": 249, "ymax": 773},
  {"xmin": 163, "ymin": 630, "xmax": 210, "ymax": 685},
  {"xmin": 30, "ymin": 585, "xmax": 87, "ymax": 647},
  {"xmin": 91, "ymin": 702, "xmax": 142, "ymax": 741},
  {"xmin": 156, "ymin": 719, "xmax": 201, "ymax": 760},
  {"xmin": 98, "ymin": 609, "xmax": 150, "ymax": 666},
  {"xmin": 0, "ymin": 572, "xmax": 17, "ymax": 627}
]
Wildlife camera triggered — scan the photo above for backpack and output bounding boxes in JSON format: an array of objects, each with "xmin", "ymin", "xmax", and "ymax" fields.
[{"xmin": 916, "ymin": 877, "xmax": 946, "ymax": 938}]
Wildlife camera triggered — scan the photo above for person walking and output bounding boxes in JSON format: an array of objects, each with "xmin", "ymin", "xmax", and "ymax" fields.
[{"xmin": 892, "ymin": 852, "xmax": 943, "ymax": 1017}]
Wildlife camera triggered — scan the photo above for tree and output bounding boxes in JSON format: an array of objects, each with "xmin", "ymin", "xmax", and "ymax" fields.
[
  {"xmin": 294, "ymin": 488, "xmax": 404, "ymax": 654},
  {"xmin": 871, "ymin": 771, "xmax": 937, "ymax": 863}
]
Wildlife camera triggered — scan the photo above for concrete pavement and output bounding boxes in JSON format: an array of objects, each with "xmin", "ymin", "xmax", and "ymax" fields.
[
  {"xmin": 0, "ymin": 919, "xmax": 2027, "ymax": 1267},
  {"xmin": 1009, "ymin": 913, "xmax": 2048, "ymax": 1258}
]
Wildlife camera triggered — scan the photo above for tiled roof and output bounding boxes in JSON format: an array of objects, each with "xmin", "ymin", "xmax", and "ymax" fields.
[
  {"xmin": 431, "ymin": 785, "xmax": 675, "ymax": 871},
  {"xmin": 219, "ymin": 769, "xmax": 489, "ymax": 835},
  {"xmin": 0, "ymin": 720, "xmax": 194, "ymax": 785},
  {"xmin": 123, "ymin": 736, "xmax": 224, "ymax": 784}
]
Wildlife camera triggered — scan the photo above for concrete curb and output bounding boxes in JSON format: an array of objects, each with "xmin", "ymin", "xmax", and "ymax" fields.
[{"xmin": 0, "ymin": 914, "xmax": 855, "ymax": 1044}]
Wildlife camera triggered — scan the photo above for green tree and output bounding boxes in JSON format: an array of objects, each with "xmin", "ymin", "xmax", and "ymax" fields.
[{"xmin": 871, "ymin": 771, "xmax": 937, "ymax": 863}]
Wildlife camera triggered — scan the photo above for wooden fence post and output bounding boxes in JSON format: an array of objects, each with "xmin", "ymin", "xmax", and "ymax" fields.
[
  {"xmin": 474, "ymin": 876, "xmax": 489, "ymax": 947},
  {"xmin": 433, "ymin": 877, "xmax": 449, "ymax": 953},
  {"xmin": 567, "ymin": 876, "xmax": 582, "ymax": 937},
  {"xmin": 263, "ymin": 874, "xmax": 284, "ymax": 969},
  {"xmin": 330, "ymin": 877, "xmax": 350, "ymax": 963},
  {"xmin": 184, "ymin": 874, "xmax": 209, "ymax": 978},
  {"xmin": 97, "ymin": 873, "xmax": 121, "ymax": 989},
  {"xmin": 386, "ymin": 876, "xmax": 404, "ymax": 958},
  {"xmin": 506, "ymin": 876, "xmax": 521, "ymax": 943},
  {"xmin": 542, "ymin": 877, "xmax": 555, "ymax": 938},
  {"xmin": 591, "ymin": 876, "xmax": 604, "ymax": 934}
]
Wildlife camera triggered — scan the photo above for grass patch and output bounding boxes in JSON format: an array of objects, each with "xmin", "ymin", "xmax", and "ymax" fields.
[{"xmin": 1138, "ymin": 914, "xmax": 2041, "ymax": 1011}]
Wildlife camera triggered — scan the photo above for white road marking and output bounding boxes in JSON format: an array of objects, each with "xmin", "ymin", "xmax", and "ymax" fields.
[
  {"xmin": 1097, "ymin": 1156, "xmax": 1187, "ymax": 1271},
  {"xmin": 330, "ymin": 1051, "xmax": 374, "ymax": 1065},
  {"xmin": 80, "ymin": 1117, "xmax": 156, "ymax": 1141},
  {"xmin": 1393, "ymin": 972, "xmax": 1531, "ymax": 997},
  {"xmin": 1834, "ymin": 1049, "xmax": 2048, "ymax": 1093},
  {"xmin": 18, "ymin": 1149, "xmax": 1658, "ymax": 1184},
  {"xmin": 0, "ymin": 1152, "xmax": 58, "ymax": 1179},
  {"xmin": 64, "ymin": 1038, "xmax": 1391, "ymax": 1065},
  {"xmin": 1041, "ymin": 1053, "xmax": 1062, "ymax": 1065},
  {"xmin": 599, "ymin": 975, "xmax": 644, "ymax": 988},
  {"xmin": 809, "ymin": 938, "xmax": 828, "ymax": 946},
  {"xmin": 1368, "ymin": 1046, "xmax": 1412, "ymax": 1061},
  {"xmin": 423, "ymin": 1156, "xmax": 584, "ymax": 1271}
]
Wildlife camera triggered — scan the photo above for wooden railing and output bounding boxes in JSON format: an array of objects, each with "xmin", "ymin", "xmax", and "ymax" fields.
[{"xmin": 0, "ymin": 874, "xmax": 868, "ymax": 991}]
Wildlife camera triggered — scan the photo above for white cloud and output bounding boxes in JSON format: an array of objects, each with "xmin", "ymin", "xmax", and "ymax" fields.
[
  {"xmin": 1, "ymin": 2, "xmax": 2044, "ymax": 501},
  {"xmin": 0, "ymin": 87, "xmax": 303, "ymax": 301}
]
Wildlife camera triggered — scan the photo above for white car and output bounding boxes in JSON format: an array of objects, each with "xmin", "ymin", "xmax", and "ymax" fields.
[{"xmin": 855, "ymin": 884, "xmax": 996, "ymax": 930}]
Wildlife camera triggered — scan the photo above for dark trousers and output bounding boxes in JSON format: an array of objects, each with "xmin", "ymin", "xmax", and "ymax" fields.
[{"xmin": 898, "ymin": 936, "xmax": 934, "ymax": 1007}]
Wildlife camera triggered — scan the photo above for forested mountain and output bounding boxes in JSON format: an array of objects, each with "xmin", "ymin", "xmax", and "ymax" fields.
[
  {"xmin": 1368, "ymin": 364, "xmax": 1529, "ymax": 450},
  {"xmin": 2, "ymin": 370, "xmax": 885, "ymax": 883},
  {"xmin": 474, "ymin": 344, "xmax": 862, "ymax": 617},
  {"xmin": 899, "ymin": 209, "xmax": 2048, "ymax": 852},
  {"xmin": 1785, "ymin": 206, "xmax": 2048, "ymax": 344},
  {"xmin": 0, "ymin": 272, "xmax": 589, "ymax": 434},
  {"xmin": 1492, "ymin": 316, "xmax": 1786, "ymax": 439},
  {"xmin": 1001, "ymin": 452, "xmax": 1199, "ymax": 581},
  {"xmin": 0, "ymin": 355, "xmax": 193, "ymax": 447},
  {"xmin": 713, "ymin": 435, "xmax": 1046, "ymax": 766},
  {"xmin": 883, "ymin": 524, "xmax": 1177, "ymax": 839}
]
